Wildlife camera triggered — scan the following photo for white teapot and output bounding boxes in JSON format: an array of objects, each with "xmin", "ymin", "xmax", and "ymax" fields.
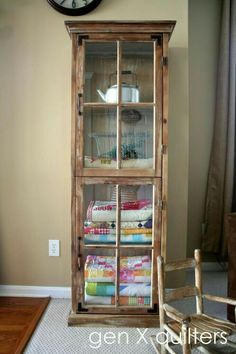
[{"xmin": 97, "ymin": 83, "xmax": 139, "ymax": 103}]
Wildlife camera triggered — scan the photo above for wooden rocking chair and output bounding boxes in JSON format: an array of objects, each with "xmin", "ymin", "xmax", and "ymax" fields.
[{"xmin": 150, "ymin": 249, "xmax": 236, "ymax": 354}]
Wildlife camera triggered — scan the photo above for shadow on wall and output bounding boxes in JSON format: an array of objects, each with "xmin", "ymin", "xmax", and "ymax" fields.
[{"xmin": 167, "ymin": 47, "xmax": 189, "ymax": 287}]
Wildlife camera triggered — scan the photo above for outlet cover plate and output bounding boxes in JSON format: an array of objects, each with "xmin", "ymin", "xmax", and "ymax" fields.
[{"xmin": 49, "ymin": 240, "xmax": 60, "ymax": 257}]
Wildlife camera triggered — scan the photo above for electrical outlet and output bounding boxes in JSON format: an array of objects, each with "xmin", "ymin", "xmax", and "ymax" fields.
[{"xmin": 49, "ymin": 240, "xmax": 60, "ymax": 257}]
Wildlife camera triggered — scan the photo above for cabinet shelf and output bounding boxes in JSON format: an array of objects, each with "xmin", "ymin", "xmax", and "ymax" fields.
[
  {"xmin": 83, "ymin": 102, "xmax": 155, "ymax": 107},
  {"xmin": 83, "ymin": 245, "xmax": 155, "ymax": 249}
]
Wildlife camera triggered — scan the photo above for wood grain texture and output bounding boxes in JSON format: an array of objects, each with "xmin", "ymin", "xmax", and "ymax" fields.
[
  {"xmin": 76, "ymin": 38, "xmax": 85, "ymax": 176},
  {"xmin": 0, "ymin": 297, "xmax": 50, "ymax": 354},
  {"xmin": 80, "ymin": 168, "xmax": 157, "ymax": 177},
  {"xmin": 68, "ymin": 312, "xmax": 159, "ymax": 327},
  {"xmin": 156, "ymin": 250, "xmax": 236, "ymax": 353},
  {"xmin": 163, "ymin": 304, "xmax": 189, "ymax": 322},
  {"xmin": 155, "ymin": 38, "xmax": 163, "ymax": 177},
  {"xmin": 194, "ymin": 248, "xmax": 203, "ymax": 314},
  {"xmin": 165, "ymin": 286, "xmax": 198, "ymax": 303},
  {"xmin": 160, "ymin": 34, "xmax": 169, "ymax": 261},
  {"xmin": 65, "ymin": 21, "xmax": 176, "ymax": 37},
  {"xmin": 67, "ymin": 21, "xmax": 174, "ymax": 324},
  {"xmin": 164, "ymin": 258, "xmax": 196, "ymax": 272},
  {"xmin": 203, "ymin": 294, "xmax": 236, "ymax": 306}
]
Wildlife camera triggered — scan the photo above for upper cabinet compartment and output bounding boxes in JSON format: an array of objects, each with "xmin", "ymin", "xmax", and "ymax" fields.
[{"xmin": 65, "ymin": 21, "xmax": 176, "ymax": 177}]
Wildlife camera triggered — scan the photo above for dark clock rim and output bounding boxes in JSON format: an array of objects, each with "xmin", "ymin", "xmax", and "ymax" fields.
[{"xmin": 47, "ymin": 0, "xmax": 102, "ymax": 16}]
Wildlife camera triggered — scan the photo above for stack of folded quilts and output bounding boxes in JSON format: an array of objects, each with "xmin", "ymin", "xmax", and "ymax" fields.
[
  {"xmin": 84, "ymin": 255, "xmax": 151, "ymax": 306},
  {"xmin": 84, "ymin": 199, "xmax": 153, "ymax": 244}
]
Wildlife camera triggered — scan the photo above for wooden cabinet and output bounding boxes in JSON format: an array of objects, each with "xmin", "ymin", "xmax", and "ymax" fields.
[{"xmin": 65, "ymin": 21, "xmax": 175, "ymax": 327}]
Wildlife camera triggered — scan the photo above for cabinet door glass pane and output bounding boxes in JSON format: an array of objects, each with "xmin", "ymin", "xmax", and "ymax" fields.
[
  {"xmin": 84, "ymin": 107, "xmax": 117, "ymax": 168},
  {"xmin": 121, "ymin": 42, "xmax": 154, "ymax": 103},
  {"xmin": 118, "ymin": 185, "xmax": 153, "ymax": 245},
  {"xmin": 84, "ymin": 42, "xmax": 117, "ymax": 103},
  {"xmin": 83, "ymin": 249, "xmax": 116, "ymax": 306},
  {"xmin": 120, "ymin": 107, "xmax": 153, "ymax": 169},
  {"xmin": 83, "ymin": 184, "xmax": 117, "ymax": 245},
  {"xmin": 83, "ymin": 184, "xmax": 117, "ymax": 306},
  {"xmin": 119, "ymin": 249, "xmax": 152, "ymax": 307}
]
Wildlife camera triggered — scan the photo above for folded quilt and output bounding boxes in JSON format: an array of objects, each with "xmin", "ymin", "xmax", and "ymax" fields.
[
  {"xmin": 90, "ymin": 200, "xmax": 151, "ymax": 211},
  {"xmin": 84, "ymin": 227, "xmax": 152, "ymax": 235},
  {"xmin": 121, "ymin": 228, "xmax": 152, "ymax": 235},
  {"xmin": 85, "ymin": 268, "xmax": 151, "ymax": 283},
  {"xmin": 120, "ymin": 255, "xmax": 151, "ymax": 270},
  {"xmin": 85, "ymin": 282, "xmax": 151, "ymax": 297},
  {"xmin": 84, "ymin": 255, "xmax": 151, "ymax": 282},
  {"xmin": 84, "ymin": 219, "xmax": 152, "ymax": 229},
  {"xmin": 84, "ymin": 233, "xmax": 152, "ymax": 244},
  {"xmin": 85, "ymin": 294, "xmax": 151, "ymax": 306},
  {"xmin": 87, "ymin": 201, "xmax": 152, "ymax": 222}
]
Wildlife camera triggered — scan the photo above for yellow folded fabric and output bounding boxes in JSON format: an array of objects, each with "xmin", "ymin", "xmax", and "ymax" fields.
[{"xmin": 121, "ymin": 228, "xmax": 152, "ymax": 235}]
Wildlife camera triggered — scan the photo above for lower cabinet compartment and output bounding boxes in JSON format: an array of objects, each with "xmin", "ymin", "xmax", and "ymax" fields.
[{"xmin": 70, "ymin": 178, "xmax": 162, "ymax": 323}]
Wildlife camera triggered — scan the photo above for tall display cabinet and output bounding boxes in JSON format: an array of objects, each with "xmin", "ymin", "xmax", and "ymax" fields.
[{"xmin": 65, "ymin": 21, "xmax": 175, "ymax": 327}]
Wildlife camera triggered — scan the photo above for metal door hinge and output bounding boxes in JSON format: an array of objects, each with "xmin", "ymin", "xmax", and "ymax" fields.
[
  {"xmin": 162, "ymin": 56, "xmax": 168, "ymax": 66},
  {"xmin": 78, "ymin": 35, "xmax": 89, "ymax": 46},
  {"xmin": 77, "ymin": 93, "xmax": 83, "ymax": 116},
  {"xmin": 161, "ymin": 144, "xmax": 168, "ymax": 154}
]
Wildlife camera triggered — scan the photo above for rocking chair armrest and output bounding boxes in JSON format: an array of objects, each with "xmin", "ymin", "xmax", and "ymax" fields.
[
  {"xmin": 203, "ymin": 294, "xmax": 236, "ymax": 306},
  {"xmin": 163, "ymin": 303, "xmax": 190, "ymax": 323}
]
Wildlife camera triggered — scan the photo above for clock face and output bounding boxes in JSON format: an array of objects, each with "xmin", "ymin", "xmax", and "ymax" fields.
[{"xmin": 47, "ymin": 0, "xmax": 103, "ymax": 16}]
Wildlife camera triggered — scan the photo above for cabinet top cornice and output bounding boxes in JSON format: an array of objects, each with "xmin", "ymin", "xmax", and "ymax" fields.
[{"xmin": 65, "ymin": 21, "xmax": 176, "ymax": 39}]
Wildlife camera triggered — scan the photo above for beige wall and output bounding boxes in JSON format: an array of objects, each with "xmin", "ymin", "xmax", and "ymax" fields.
[
  {"xmin": 187, "ymin": 0, "xmax": 221, "ymax": 257},
  {"xmin": 0, "ymin": 0, "xmax": 188, "ymax": 286}
]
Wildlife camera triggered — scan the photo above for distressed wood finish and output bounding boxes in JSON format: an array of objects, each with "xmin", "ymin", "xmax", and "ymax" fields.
[
  {"xmin": 154, "ymin": 250, "xmax": 236, "ymax": 353},
  {"xmin": 71, "ymin": 177, "xmax": 77, "ymax": 313},
  {"xmin": 157, "ymin": 255, "xmax": 165, "ymax": 349},
  {"xmin": 165, "ymin": 258, "xmax": 196, "ymax": 272},
  {"xmin": 75, "ymin": 177, "xmax": 161, "ymax": 314},
  {"xmin": 76, "ymin": 38, "xmax": 85, "ymax": 176},
  {"xmin": 161, "ymin": 33, "xmax": 169, "ymax": 261},
  {"xmin": 65, "ymin": 21, "xmax": 176, "ymax": 36},
  {"xmin": 155, "ymin": 38, "xmax": 163, "ymax": 177},
  {"xmin": 152, "ymin": 179, "xmax": 162, "ymax": 308},
  {"xmin": 66, "ymin": 21, "xmax": 175, "ymax": 326},
  {"xmin": 165, "ymin": 286, "xmax": 198, "ymax": 303},
  {"xmin": 81, "ymin": 168, "xmax": 157, "ymax": 177},
  {"xmin": 115, "ymin": 185, "xmax": 121, "ymax": 307},
  {"xmin": 68, "ymin": 313, "xmax": 160, "ymax": 327},
  {"xmin": 203, "ymin": 294, "xmax": 236, "ymax": 306},
  {"xmin": 194, "ymin": 248, "xmax": 203, "ymax": 314},
  {"xmin": 163, "ymin": 304, "xmax": 189, "ymax": 322}
]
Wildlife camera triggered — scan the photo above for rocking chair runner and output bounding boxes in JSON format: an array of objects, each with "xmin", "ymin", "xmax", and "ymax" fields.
[{"xmin": 151, "ymin": 249, "xmax": 236, "ymax": 354}]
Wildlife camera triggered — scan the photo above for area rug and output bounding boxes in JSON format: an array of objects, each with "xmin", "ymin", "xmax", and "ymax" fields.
[{"xmin": 0, "ymin": 296, "xmax": 50, "ymax": 354}]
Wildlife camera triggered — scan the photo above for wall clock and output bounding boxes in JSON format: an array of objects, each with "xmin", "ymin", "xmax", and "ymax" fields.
[{"xmin": 47, "ymin": 0, "xmax": 103, "ymax": 16}]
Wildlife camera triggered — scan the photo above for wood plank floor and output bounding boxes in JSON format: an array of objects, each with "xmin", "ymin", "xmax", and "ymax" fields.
[{"xmin": 0, "ymin": 297, "xmax": 50, "ymax": 354}]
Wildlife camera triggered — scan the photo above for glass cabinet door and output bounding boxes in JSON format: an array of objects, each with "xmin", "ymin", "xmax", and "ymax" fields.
[
  {"xmin": 77, "ymin": 179, "xmax": 161, "ymax": 311},
  {"xmin": 79, "ymin": 39, "xmax": 161, "ymax": 175}
]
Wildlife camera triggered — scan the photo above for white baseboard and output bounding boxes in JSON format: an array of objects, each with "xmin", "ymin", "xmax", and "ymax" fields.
[
  {"xmin": 0, "ymin": 264, "xmax": 227, "ymax": 298},
  {"xmin": 0, "ymin": 285, "xmax": 71, "ymax": 298}
]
